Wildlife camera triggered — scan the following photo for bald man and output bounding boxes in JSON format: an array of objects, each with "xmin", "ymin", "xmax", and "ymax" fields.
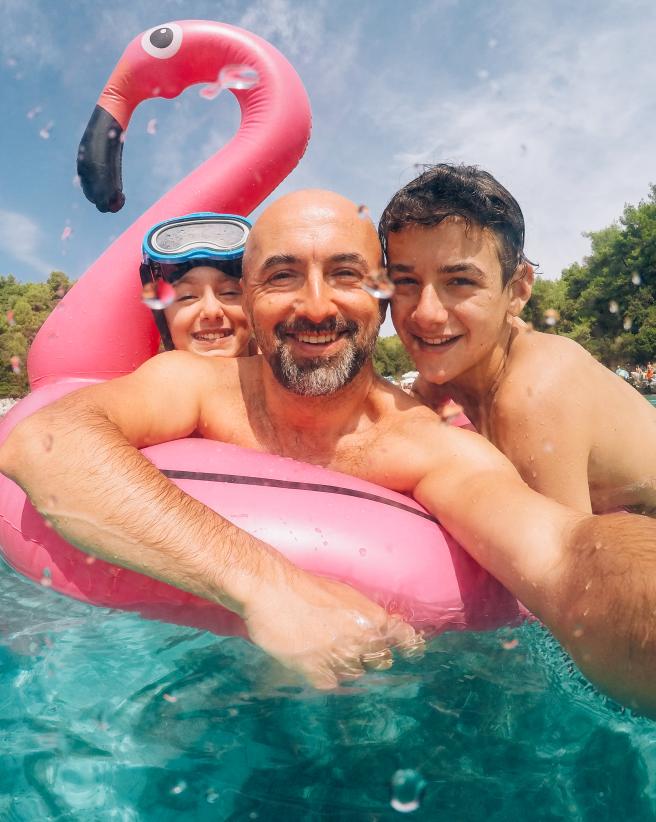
[{"xmin": 2, "ymin": 191, "xmax": 656, "ymax": 712}]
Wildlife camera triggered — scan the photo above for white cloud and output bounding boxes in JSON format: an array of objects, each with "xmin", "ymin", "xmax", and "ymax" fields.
[{"xmin": 0, "ymin": 210, "xmax": 55, "ymax": 278}]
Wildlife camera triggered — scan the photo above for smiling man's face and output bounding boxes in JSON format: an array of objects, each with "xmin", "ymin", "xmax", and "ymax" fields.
[{"xmin": 243, "ymin": 191, "xmax": 384, "ymax": 396}]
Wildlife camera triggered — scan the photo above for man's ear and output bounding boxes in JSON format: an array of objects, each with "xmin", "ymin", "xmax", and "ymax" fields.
[{"xmin": 507, "ymin": 262, "xmax": 534, "ymax": 317}]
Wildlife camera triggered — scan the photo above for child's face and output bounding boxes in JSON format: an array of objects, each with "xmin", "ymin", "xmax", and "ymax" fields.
[{"xmin": 163, "ymin": 266, "xmax": 252, "ymax": 357}]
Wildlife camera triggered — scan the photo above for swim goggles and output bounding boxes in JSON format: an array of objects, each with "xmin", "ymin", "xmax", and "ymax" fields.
[{"xmin": 140, "ymin": 212, "xmax": 252, "ymax": 284}]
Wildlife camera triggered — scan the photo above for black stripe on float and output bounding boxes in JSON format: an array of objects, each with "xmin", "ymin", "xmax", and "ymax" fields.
[{"xmin": 161, "ymin": 469, "xmax": 438, "ymax": 523}]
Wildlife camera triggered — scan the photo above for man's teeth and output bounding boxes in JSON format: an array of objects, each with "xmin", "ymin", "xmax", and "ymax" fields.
[{"xmin": 295, "ymin": 333, "xmax": 338, "ymax": 344}]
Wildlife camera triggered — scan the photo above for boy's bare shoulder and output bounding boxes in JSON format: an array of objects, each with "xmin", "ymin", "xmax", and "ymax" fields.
[{"xmin": 495, "ymin": 329, "xmax": 596, "ymax": 412}]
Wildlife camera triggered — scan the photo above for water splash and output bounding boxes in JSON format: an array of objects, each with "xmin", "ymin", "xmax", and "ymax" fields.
[
  {"xmin": 543, "ymin": 308, "xmax": 559, "ymax": 326},
  {"xmin": 390, "ymin": 769, "xmax": 426, "ymax": 813},
  {"xmin": 141, "ymin": 281, "xmax": 176, "ymax": 310},
  {"xmin": 200, "ymin": 64, "xmax": 260, "ymax": 99},
  {"xmin": 362, "ymin": 269, "xmax": 395, "ymax": 300}
]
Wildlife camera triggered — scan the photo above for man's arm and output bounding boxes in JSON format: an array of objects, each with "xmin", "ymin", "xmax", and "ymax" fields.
[
  {"xmin": 0, "ymin": 352, "xmax": 415, "ymax": 687},
  {"xmin": 412, "ymin": 426, "xmax": 656, "ymax": 715}
]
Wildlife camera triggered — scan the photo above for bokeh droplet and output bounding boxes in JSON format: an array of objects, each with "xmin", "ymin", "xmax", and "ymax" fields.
[
  {"xmin": 609, "ymin": 300, "xmax": 619, "ymax": 314},
  {"xmin": 141, "ymin": 280, "xmax": 176, "ymax": 310},
  {"xmin": 623, "ymin": 316, "xmax": 633, "ymax": 331},
  {"xmin": 362, "ymin": 268, "xmax": 395, "ymax": 300},
  {"xmin": 631, "ymin": 271, "xmax": 641, "ymax": 286},
  {"xmin": 219, "ymin": 64, "xmax": 260, "ymax": 90},
  {"xmin": 390, "ymin": 769, "xmax": 426, "ymax": 813},
  {"xmin": 61, "ymin": 225, "xmax": 72, "ymax": 241},
  {"xmin": 146, "ymin": 118, "xmax": 158, "ymax": 135},
  {"xmin": 543, "ymin": 308, "xmax": 559, "ymax": 326}
]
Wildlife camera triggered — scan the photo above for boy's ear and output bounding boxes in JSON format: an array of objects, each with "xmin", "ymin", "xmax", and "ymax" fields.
[{"xmin": 507, "ymin": 262, "xmax": 534, "ymax": 316}]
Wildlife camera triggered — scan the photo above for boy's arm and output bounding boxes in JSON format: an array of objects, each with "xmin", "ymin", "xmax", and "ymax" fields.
[
  {"xmin": 0, "ymin": 353, "xmax": 415, "ymax": 687},
  {"xmin": 413, "ymin": 426, "xmax": 656, "ymax": 715}
]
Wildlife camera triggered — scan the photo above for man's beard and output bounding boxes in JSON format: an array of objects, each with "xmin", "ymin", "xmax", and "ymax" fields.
[{"xmin": 255, "ymin": 316, "xmax": 380, "ymax": 396}]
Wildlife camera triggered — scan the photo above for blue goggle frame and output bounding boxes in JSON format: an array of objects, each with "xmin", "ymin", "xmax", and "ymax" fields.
[{"xmin": 142, "ymin": 212, "xmax": 251, "ymax": 274}]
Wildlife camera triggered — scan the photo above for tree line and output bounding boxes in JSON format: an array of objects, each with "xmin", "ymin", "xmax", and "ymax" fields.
[{"xmin": 2, "ymin": 187, "xmax": 656, "ymax": 396}]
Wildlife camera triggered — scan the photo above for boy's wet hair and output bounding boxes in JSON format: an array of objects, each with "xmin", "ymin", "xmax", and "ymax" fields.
[{"xmin": 379, "ymin": 163, "xmax": 529, "ymax": 285}]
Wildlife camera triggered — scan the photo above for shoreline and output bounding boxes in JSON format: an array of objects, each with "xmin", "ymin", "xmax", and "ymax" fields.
[{"xmin": 0, "ymin": 398, "xmax": 19, "ymax": 418}]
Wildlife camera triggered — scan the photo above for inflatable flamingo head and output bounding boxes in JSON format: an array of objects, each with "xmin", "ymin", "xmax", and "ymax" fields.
[{"xmin": 77, "ymin": 19, "xmax": 311, "ymax": 213}]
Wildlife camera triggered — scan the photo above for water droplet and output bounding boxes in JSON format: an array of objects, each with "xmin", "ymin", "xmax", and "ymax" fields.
[
  {"xmin": 219, "ymin": 64, "xmax": 259, "ymax": 90},
  {"xmin": 72, "ymin": 174, "xmax": 81, "ymax": 188},
  {"xmin": 163, "ymin": 693, "xmax": 177, "ymax": 703},
  {"xmin": 199, "ymin": 82, "xmax": 222, "ymax": 100},
  {"xmin": 9, "ymin": 355, "xmax": 21, "ymax": 374},
  {"xmin": 170, "ymin": 780, "xmax": 187, "ymax": 795},
  {"xmin": 26, "ymin": 105, "xmax": 42, "ymax": 120},
  {"xmin": 41, "ymin": 567, "xmax": 52, "ymax": 587},
  {"xmin": 390, "ymin": 769, "xmax": 426, "ymax": 813},
  {"xmin": 623, "ymin": 316, "xmax": 633, "ymax": 331},
  {"xmin": 55, "ymin": 285, "xmax": 67, "ymax": 298},
  {"xmin": 488, "ymin": 37, "xmax": 498, "ymax": 48},
  {"xmin": 609, "ymin": 300, "xmax": 619, "ymax": 314},
  {"xmin": 39, "ymin": 121, "xmax": 53, "ymax": 139},
  {"xmin": 141, "ymin": 280, "xmax": 176, "ymax": 310},
  {"xmin": 60, "ymin": 225, "xmax": 72, "ymax": 241},
  {"xmin": 543, "ymin": 440, "xmax": 554, "ymax": 453},
  {"xmin": 359, "ymin": 547, "xmax": 367, "ymax": 557},
  {"xmin": 439, "ymin": 402, "xmax": 464, "ymax": 424},
  {"xmin": 6, "ymin": 309, "xmax": 15, "ymax": 326},
  {"xmin": 146, "ymin": 118, "xmax": 157, "ymax": 135},
  {"xmin": 362, "ymin": 268, "xmax": 395, "ymax": 300},
  {"xmin": 631, "ymin": 271, "xmax": 641, "ymax": 285},
  {"xmin": 543, "ymin": 308, "xmax": 559, "ymax": 326},
  {"xmin": 206, "ymin": 789, "xmax": 219, "ymax": 804},
  {"xmin": 573, "ymin": 626, "xmax": 584, "ymax": 638},
  {"xmin": 357, "ymin": 204, "xmax": 370, "ymax": 219},
  {"xmin": 476, "ymin": 68, "xmax": 490, "ymax": 80},
  {"xmin": 151, "ymin": 86, "xmax": 161, "ymax": 96},
  {"xmin": 501, "ymin": 638, "xmax": 519, "ymax": 650},
  {"xmin": 84, "ymin": 556, "xmax": 95, "ymax": 565}
]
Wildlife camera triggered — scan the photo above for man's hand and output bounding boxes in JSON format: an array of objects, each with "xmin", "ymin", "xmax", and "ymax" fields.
[{"xmin": 242, "ymin": 564, "xmax": 419, "ymax": 688}]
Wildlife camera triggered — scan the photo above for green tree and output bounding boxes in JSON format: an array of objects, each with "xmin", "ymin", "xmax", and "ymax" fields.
[{"xmin": 374, "ymin": 335, "xmax": 414, "ymax": 378}]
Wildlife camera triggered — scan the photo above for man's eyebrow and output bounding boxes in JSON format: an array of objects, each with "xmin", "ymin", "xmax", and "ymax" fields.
[
  {"xmin": 261, "ymin": 254, "xmax": 301, "ymax": 271},
  {"xmin": 327, "ymin": 253, "xmax": 368, "ymax": 266}
]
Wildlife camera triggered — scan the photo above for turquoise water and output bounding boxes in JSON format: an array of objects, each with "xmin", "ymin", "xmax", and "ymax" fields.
[
  {"xmin": 647, "ymin": 395, "xmax": 656, "ymax": 407},
  {"xmin": 2, "ymin": 560, "xmax": 656, "ymax": 820}
]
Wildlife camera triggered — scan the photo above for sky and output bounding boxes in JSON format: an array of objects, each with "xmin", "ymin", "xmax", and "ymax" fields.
[{"xmin": 2, "ymin": 0, "xmax": 656, "ymax": 335}]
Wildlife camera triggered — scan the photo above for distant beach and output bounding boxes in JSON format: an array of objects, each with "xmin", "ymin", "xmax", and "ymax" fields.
[{"xmin": 0, "ymin": 399, "xmax": 18, "ymax": 418}]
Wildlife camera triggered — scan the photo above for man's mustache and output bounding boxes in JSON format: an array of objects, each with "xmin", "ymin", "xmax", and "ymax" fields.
[{"xmin": 274, "ymin": 317, "xmax": 359, "ymax": 338}]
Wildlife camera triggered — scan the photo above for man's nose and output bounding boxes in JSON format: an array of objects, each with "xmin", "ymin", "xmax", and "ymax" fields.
[
  {"xmin": 412, "ymin": 286, "xmax": 448, "ymax": 327},
  {"xmin": 296, "ymin": 270, "xmax": 338, "ymax": 323},
  {"xmin": 199, "ymin": 287, "xmax": 225, "ymax": 320}
]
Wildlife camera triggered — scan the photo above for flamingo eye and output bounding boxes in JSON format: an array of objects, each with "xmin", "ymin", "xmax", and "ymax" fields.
[{"xmin": 141, "ymin": 23, "xmax": 183, "ymax": 59}]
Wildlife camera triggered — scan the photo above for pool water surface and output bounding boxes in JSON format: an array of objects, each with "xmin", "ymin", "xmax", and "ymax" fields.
[{"xmin": 1, "ymin": 558, "xmax": 655, "ymax": 820}]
